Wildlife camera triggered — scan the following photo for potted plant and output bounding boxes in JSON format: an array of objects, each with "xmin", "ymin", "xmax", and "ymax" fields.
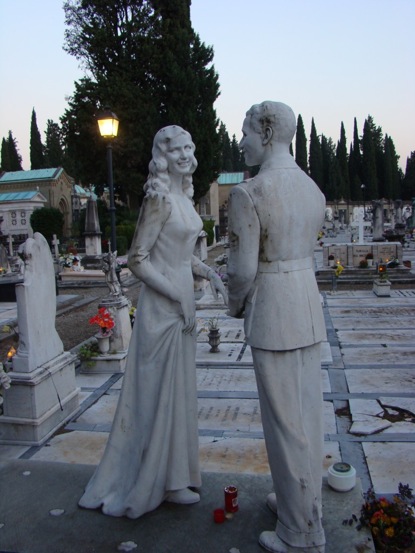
[
  {"xmin": 373, "ymin": 263, "xmax": 391, "ymax": 297},
  {"xmin": 206, "ymin": 316, "xmax": 221, "ymax": 353},
  {"xmin": 89, "ymin": 307, "xmax": 115, "ymax": 354},
  {"xmin": 328, "ymin": 254, "xmax": 335, "ymax": 267},
  {"xmin": 357, "ymin": 484, "xmax": 415, "ymax": 552},
  {"xmin": 366, "ymin": 252, "xmax": 374, "ymax": 267},
  {"xmin": 359, "ymin": 259, "xmax": 369, "ymax": 269}
]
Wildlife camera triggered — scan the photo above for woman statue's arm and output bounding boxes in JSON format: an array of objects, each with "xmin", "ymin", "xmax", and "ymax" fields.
[
  {"xmin": 191, "ymin": 255, "xmax": 228, "ymax": 305},
  {"xmin": 128, "ymin": 193, "xmax": 181, "ymax": 303}
]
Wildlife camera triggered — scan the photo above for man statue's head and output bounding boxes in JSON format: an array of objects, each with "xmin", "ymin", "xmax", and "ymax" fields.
[{"xmin": 240, "ymin": 101, "xmax": 296, "ymax": 167}]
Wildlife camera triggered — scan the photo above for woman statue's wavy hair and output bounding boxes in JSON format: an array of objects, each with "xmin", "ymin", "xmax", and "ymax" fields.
[{"xmin": 144, "ymin": 125, "xmax": 197, "ymax": 199}]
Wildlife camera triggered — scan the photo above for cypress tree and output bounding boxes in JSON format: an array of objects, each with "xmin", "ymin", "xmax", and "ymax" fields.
[
  {"xmin": 348, "ymin": 118, "xmax": 362, "ymax": 201},
  {"xmin": 44, "ymin": 120, "xmax": 64, "ymax": 167},
  {"xmin": 218, "ymin": 122, "xmax": 232, "ymax": 172},
  {"xmin": 361, "ymin": 118, "xmax": 378, "ymax": 199},
  {"xmin": 336, "ymin": 122, "xmax": 350, "ymax": 200},
  {"xmin": 30, "ymin": 108, "xmax": 45, "ymax": 169},
  {"xmin": 230, "ymin": 135, "xmax": 244, "ymax": 171},
  {"xmin": 309, "ymin": 119, "xmax": 323, "ymax": 190},
  {"xmin": 5, "ymin": 131, "xmax": 23, "ymax": 171},
  {"xmin": 1, "ymin": 137, "xmax": 11, "ymax": 171},
  {"xmin": 295, "ymin": 114, "xmax": 308, "ymax": 172},
  {"xmin": 402, "ymin": 152, "xmax": 415, "ymax": 201}
]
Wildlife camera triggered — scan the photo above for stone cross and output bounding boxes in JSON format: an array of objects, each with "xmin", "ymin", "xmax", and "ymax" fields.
[
  {"xmin": 351, "ymin": 208, "xmax": 371, "ymax": 245},
  {"xmin": 52, "ymin": 234, "xmax": 60, "ymax": 259},
  {"xmin": 7, "ymin": 234, "xmax": 14, "ymax": 256}
]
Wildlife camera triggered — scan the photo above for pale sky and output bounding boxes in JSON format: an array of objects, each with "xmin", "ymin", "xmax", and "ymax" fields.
[{"xmin": 1, "ymin": 0, "xmax": 414, "ymax": 171}]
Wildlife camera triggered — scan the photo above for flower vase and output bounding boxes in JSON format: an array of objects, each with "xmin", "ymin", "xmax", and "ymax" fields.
[
  {"xmin": 367, "ymin": 259, "xmax": 373, "ymax": 267},
  {"xmin": 96, "ymin": 331, "xmax": 112, "ymax": 355},
  {"xmin": 208, "ymin": 328, "xmax": 221, "ymax": 353}
]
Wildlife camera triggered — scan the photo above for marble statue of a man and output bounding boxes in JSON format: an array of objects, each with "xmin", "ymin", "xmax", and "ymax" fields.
[{"xmin": 227, "ymin": 101, "xmax": 326, "ymax": 553}]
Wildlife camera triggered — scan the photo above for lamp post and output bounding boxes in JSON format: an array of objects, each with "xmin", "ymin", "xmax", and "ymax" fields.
[{"xmin": 97, "ymin": 108, "xmax": 119, "ymax": 253}]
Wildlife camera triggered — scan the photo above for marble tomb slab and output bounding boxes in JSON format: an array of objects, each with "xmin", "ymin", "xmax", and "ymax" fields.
[
  {"xmin": 341, "ymin": 347, "xmax": 415, "ymax": 366},
  {"xmin": 196, "ymin": 342, "xmax": 246, "ymax": 364},
  {"xmin": 29, "ymin": 430, "xmax": 108, "ymax": 465},
  {"xmin": 199, "ymin": 437, "xmax": 341, "ymax": 476},
  {"xmin": 197, "ymin": 328, "xmax": 245, "ymax": 343},
  {"xmin": 329, "ymin": 317, "xmax": 415, "ymax": 330},
  {"xmin": 363, "ymin": 442, "xmax": 415, "ymax": 494},
  {"xmin": 337, "ymin": 329, "xmax": 415, "ymax": 346},
  {"xmin": 349, "ymin": 398, "xmax": 392, "ymax": 435},
  {"xmin": 345, "ymin": 369, "xmax": 415, "ymax": 394},
  {"xmin": 328, "ymin": 306, "xmax": 415, "ymax": 318},
  {"xmin": 197, "ymin": 398, "xmax": 262, "ymax": 433},
  {"xmin": 197, "ymin": 368, "xmax": 257, "ymax": 392}
]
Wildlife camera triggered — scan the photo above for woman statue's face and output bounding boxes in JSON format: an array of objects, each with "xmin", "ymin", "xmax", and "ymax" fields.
[{"xmin": 165, "ymin": 134, "xmax": 194, "ymax": 176}]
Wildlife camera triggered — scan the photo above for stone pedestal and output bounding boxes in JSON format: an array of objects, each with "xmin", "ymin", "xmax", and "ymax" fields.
[
  {"xmin": 373, "ymin": 279, "xmax": 391, "ymax": 297},
  {"xmin": 81, "ymin": 295, "xmax": 132, "ymax": 374},
  {"xmin": 80, "ymin": 351, "xmax": 128, "ymax": 374},
  {"xmin": 0, "ymin": 352, "xmax": 79, "ymax": 445}
]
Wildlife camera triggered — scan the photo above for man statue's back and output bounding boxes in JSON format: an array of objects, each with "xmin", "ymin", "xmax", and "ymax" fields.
[{"xmin": 228, "ymin": 101, "xmax": 326, "ymax": 553}]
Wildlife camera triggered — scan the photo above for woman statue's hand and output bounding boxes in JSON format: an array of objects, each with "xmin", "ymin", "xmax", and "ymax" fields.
[{"xmin": 208, "ymin": 271, "xmax": 228, "ymax": 306}]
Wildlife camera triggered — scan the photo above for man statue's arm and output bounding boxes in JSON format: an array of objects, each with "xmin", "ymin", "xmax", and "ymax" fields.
[{"xmin": 227, "ymin": 185, "xmax": 260, "ymax": 318}]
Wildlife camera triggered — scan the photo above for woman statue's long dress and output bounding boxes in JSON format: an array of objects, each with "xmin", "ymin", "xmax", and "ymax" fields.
[{"xmin": 79, "ymin": 126, "xmax": 226, "ymax": 519}]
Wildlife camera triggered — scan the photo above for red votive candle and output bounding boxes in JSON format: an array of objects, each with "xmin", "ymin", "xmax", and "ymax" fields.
[
  {"xmin": 213, "ymin": 508, "xmax": 225, "ymax": 523},
  {"xmin": 224, "ymin": 485, "xmax": 239, "ymax": 512}
]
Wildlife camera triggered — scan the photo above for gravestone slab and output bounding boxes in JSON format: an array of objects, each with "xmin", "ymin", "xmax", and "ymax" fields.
[
  {"xmin": 197, "ymin": 368, "xmax": 257, "ymax": 392},
  {"xmin": 345, "ymin": 368, "xmax": 415, "ymax": 394},
  {"xmin": 337, "ymin": 329, "xmax": 415, "ymax": 345},
  {"xmin": 363, "ymin": 442, "xmax": 415, "ymax": 494},
  {"xmin": 342, "ymin": 347, "xmax": 415, "ymax": 366}
]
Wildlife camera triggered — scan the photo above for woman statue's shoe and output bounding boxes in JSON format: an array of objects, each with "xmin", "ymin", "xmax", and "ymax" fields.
[{"xmin": 165, "ymin": 488, "xmax": 200, "ymax": 504}]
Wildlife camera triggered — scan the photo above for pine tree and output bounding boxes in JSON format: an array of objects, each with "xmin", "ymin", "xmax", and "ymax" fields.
[
  {"xmin": 62, "ymin": 0, "xmax": 220, "ymax": 205},
  {"xmin": 44, "ymin": 120, "xmax": 64, "ymax": 167},
  {"xmin": 336, "ymin": 122, "xmax": 350, "ymax": 200},
  {"xmin": 30, "ymin": 108, "xmax": 45, "ymax": 169},
  {"xmin": 309, "ymin": 119, "xmax": 323, "ymax": 190},
  {"xmin": 295, "ymin": 114, "xmax": 308, "ymax": 172}
]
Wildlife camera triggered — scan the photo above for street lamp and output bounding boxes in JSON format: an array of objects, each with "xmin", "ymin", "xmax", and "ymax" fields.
[
  {"xmin": 97, "ymin": 108, "xmax": 119, "ymax": 253},
  {"xmin": 361, "ymin": 184, "xmax": 366, "ymax": 219}
]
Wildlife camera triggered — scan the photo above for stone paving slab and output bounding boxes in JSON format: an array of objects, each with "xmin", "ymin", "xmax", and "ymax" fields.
[
  {"xmin": 341, "ymin": 346, "xmax": 415, "ymax": 366},
  {"xmin": 363, "ymin": 442, "xmax": 415, "ymax": 494},
  {"xmin": 0, "ymin": 460, "xmax": 374, "ymax": 553},
  {"xmin": 330, "ymin": 317, "xmax": 415, "ymax": 329},
  {"xmin": 345, "ymin": 368, "xmax": 415, "ymax": 393},
  {"xmin": 197, "ymin": 368, "xmax": 256, "ymax": 391},
  {"xmin": 328, "ymin": 306, "xmax": 415, "ymax": 318},
  {"xmin": 337, "ymin": 329, "xmax": 415, "ymax": 345}
]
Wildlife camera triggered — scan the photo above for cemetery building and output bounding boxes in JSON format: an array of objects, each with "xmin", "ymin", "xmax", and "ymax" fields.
[
  {"xmin": 0, "ymin": 168, "xmax": 75, "ymax": 237},
  {"xmin": 0, "ymin": 190, "xmax": 48, "ymax": 249},
  {"xmin": 198, "ymin": 171, "xmax": 248, "ymax": 239}
]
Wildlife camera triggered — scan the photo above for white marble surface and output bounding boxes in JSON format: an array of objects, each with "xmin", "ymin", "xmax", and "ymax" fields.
[
  {"xmin": 346, "ymin": 368, "xmax": 415, "ymax": 393},
  {"xmin": 363, "ymin": 443, "xmax": 415, "ymax": 494},
  {"xmin": 342, "ymin": 347, "xmax": 415, "ymax": 366}
]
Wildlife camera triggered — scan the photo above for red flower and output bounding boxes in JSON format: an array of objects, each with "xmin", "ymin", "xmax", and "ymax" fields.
[{"xmin": 89, "ymin": 308, "xmax": 115, "ymax": 332}]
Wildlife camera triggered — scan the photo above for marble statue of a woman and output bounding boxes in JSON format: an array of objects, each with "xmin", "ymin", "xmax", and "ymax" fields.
[{"xmin": 79, "ymin": 125, "xmax": 227, "ymax": 518}]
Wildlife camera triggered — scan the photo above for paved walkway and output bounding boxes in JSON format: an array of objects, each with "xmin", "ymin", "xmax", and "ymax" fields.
[{"xmin": 1, "ymin": 241, "xmax": 415, "ymax": 552}]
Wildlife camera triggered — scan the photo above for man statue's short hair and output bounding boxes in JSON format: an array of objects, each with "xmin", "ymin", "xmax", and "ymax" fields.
[{"xmin": 246, "ymin": 101, "xmax": 296, "ymax": 144}]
